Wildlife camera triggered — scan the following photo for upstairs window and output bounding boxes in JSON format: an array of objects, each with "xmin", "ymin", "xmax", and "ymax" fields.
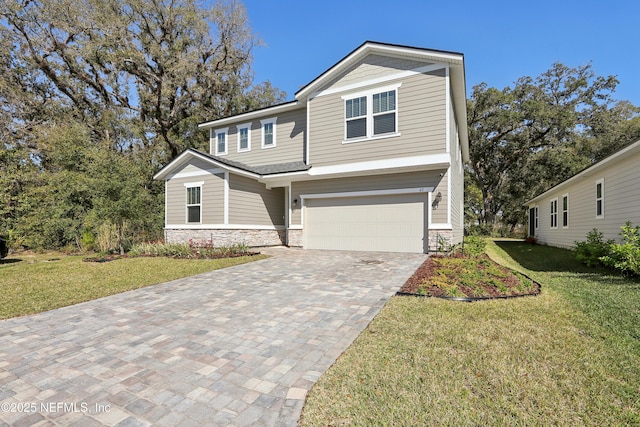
[
  {"xmin": 550, "ymin": 198, "xmax": 558, "ymax": 228},
  {"xmin": 372, "ymin": 90, "xmax": 396, "ymax": 135},
  {"xmin": 261, "ymin": 118, "xmax": 277, "ymax": 148},
  {"xmin": 346, "ymin": 96, "xmax": 367, "ymax": 139},
  {"xmin": 214, "ymin": 128, "xmax": 228, "ymax": 155},
  {"xmin": 596, "ymin": 178, "xmax": 604, "ymax": 218},
  {"xmin": 185, "ymin": 184, "xmax": 202, "ymax": 223},
  {"xmin": 237, "ymin": 123, "xmax": 251, "ymax": 152},
  {"xmin": 343, "ymin": 84, "xmax": 400, "ymax": 142},
  {"xmin": 562, "ymin": 194, "xmax": 569, "ymax": 227}
]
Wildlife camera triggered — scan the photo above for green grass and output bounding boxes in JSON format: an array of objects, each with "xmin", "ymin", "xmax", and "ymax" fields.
[
  {"xmin": 0, "ymin": 252, "xmax": 267, "ymax": 319},
  {"xmin": 300, "ymin": 240, "xmax": 640, "ymax": 426}
]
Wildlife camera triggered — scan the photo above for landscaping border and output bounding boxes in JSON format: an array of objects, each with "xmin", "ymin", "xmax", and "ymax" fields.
[{"xmin": 396, "ymin": 271, "xmax": 542, "ymax": 302}]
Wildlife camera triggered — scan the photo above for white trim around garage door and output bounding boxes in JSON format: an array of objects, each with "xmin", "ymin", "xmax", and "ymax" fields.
[{"xmin": 299, "ymin": 187, "xmax": 434, "ymax": 226}]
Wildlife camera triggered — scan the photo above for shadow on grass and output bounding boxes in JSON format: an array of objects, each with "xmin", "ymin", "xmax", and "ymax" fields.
[
  {"xmin": 495, "ymin": 239, "xmax": 640, "ymax": 288},
  {"xmin": 0, "ymin": 258, "xmax": 22, "ymax": 265}
]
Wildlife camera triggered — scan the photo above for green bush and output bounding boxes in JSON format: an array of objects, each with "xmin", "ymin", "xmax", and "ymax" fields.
[
  {"xmin": 462, "ymin": 236, "xmax": 487, "ymax": 258},
  {"xmin": 600, "ymin": 222, "xmax": 640, "ymax": 276},
  {"xmin": 574, "ymin": 228, "xmax": 614, "ymax": 267}
]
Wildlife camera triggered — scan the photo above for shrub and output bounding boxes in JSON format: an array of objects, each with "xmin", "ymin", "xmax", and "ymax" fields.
[
  {"xmin": 600, "ymin": 222, "xmax": 640, "ymax": 276},
  {"xmin": 461, "ymin": 236, "xmax": 486, "ymax": 258},
  {"xmin": 574, "ymin": 228, "xmax": 614, "ymax": 267}
]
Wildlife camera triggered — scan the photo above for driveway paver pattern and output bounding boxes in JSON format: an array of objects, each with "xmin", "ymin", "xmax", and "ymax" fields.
[{"xmin": 0, "ymin": 248, "xmax": 426, "ymax": 426}]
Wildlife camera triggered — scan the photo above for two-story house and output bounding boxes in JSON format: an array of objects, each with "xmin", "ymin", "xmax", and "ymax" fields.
[{"xmin": 154, "ymin": 41, "xmax": 469, "ymax": 253}]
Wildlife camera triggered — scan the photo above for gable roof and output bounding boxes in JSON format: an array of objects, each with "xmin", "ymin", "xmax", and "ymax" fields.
[
  {"xmin": 153, "ymin": 148, "xmax": 310, "ymax": 181},
  {"xmin": 526, "ymin": 138, "xmax": 640, "ymax": 205},
  {"xmin": 197, "ymin": 41, "xmax": 469, "ymax": 162}
]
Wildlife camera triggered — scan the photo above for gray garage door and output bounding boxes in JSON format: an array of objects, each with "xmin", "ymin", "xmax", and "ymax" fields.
[{"xmin": 303, "ymin": 193, "xmax": 426, "ymax": 253}]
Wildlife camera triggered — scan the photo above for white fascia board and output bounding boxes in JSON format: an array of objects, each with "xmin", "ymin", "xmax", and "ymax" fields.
[
  {"xmin": 198, "ymin": 102, "xmax": 302, "ymax": 129},
  {"xmin": 165, "ymin": 224, "xmax": 286, "ymax": 230},
  {"xmin": 525, "ymin": 139, "xmax": 640, "ymax": 205},
  {"xmin": 300, "ymin": 187, "xmax": 434, "ymax": 200},
  {"xmin": 296, "ymin": 42, "xmax": 463, "ymax": 100},
  {"xmin": 308, "ymin": 153, "xmax": 451, "ymax": 177},
  {"xmin": 154, "ymin": 150, "xmax": 260, "ymax": 181}
]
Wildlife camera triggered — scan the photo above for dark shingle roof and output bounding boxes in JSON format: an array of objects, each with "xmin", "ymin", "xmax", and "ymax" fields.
[{"xmin": 191, "ymin": 149, "xmax": 310, "ymax": 176}]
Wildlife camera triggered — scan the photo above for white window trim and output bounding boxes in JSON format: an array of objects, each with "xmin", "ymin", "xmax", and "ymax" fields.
[
  {"xmin": 596, "ymin": 178, "xmax": 605, "ymax": 219},
  {"xmin": 562, "ymin": 193, "xmax": 569, "ymax": 228},
  {"xmin": 236, "ymin": 123, "xmax": 251, "ymax": 153},
  {"xmin": 550, "ymin": 197, "xmax": 558, "ymax": 229},
  {"xmin": 341, "ymin": 83, "xmax": 401, "ymax": 143},
  {"xmin": 261, "ymin": 117, "xmax": 277, "ymax": 149},
  {"xmin": 184, "ymin": 181, "xmax": 204, "ymax": 224},
  {"xmin": 214, "ymin": 127, "xmax": 228, "ymax": 155}
]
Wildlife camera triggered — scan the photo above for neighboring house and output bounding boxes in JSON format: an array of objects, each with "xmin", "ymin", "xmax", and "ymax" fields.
[
  {"xmin": 154, "ymin": 41, "xmax": 469, "ymax": 253},
  {"xmin": 526, "ymin": 139, "xmax": 640, "ymax": 248}
]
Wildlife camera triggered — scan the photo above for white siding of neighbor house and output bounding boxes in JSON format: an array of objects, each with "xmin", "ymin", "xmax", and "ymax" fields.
[{"xmin": 530, "ymin": 147, "xmax": 640, "ymax": 248}]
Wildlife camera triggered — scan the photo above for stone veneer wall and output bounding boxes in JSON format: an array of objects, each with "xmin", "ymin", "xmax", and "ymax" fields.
[
  {"xmin": 427, "ymin": 230, "xmax": 454, "ymax": 253},
  {"xmin": 287, "ymin": 229, "xmax": 303, "ymax": 248},
  {"xmin": 165, "ymin": 228, "xmax": 286, "ymax": 247}
]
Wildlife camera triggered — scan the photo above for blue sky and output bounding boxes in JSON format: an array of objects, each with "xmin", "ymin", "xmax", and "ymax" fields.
[{"xmin": 241, "ymin": 0, "xmax": 638, "ymax": 105}]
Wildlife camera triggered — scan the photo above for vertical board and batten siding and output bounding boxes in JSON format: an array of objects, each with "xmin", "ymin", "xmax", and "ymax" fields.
[
  {"xmin": 308, "ymin": 67, "xmax": 447, "ymax": 167},
  {"xmin": 214, "ymin": 108, "xmax": 306, "ymax": 166},
  {"xmin": 229, "ymin": 174, "xmax": 285, "ymax": 226},
  {"xmin": 166, "ymin": 166, "xmax": 224, "ymax": 225},
  {"xmin": 532, "ymin": 149, "xmax": 640, "ymax": 248},
  {"xmin": 290, "ymin": 170, "xmax": 447, "ymax": 225}
]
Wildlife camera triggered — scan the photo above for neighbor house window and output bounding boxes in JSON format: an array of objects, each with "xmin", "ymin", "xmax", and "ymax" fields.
[
  {"xmin": 185, "ymin": 184, "xmax": 202, "ymax": 223},
  {"xmin": 535, "ymin": 206, "xmax": 539, "ymax": 230},
  {"xmin": 596, "ymin": 178, "xmax": 604, "ymax": 218},
  {"xmin": 214, "ymin": 128, "xmax": 228, "ymax": 155},
  {"xmin": 550, "ymin": 198, "xmax": 558, "ymax": 228},
  {"xmin": 237, "ymin": 123, "xmax": 251, "ymax": 152},
  {"xmin": 343, "ymin": 84, "xmax": 400, "ymax": 141},
  {"xmin": 562, "ymin": 194, "xmax": 569, "ymax": 228},
  {"xmin": 261, "ymin": 118, "xmax": 277, "ymax": 148}
]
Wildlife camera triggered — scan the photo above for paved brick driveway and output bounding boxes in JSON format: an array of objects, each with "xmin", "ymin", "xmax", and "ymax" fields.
[{"xmin": 0, "ymin": 248, "xmax": 426, "ymax": 426}]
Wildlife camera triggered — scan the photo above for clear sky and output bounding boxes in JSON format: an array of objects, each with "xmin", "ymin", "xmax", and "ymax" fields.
[{"xmin": 241, "ymin": 0, "xmax": 638, "ymax": 105}]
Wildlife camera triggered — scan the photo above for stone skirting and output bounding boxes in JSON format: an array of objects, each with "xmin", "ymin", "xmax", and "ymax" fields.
[
  {"xmin": 165, "ymin": 228, "xmax": 286, "ymax": 247},
  {"xmin": 427, "ymin": 230, "xmax": 454, "ymax": 253},
  {"xmin": 287, "ymin": 229, "xmax": 303, "ymax": 248}
]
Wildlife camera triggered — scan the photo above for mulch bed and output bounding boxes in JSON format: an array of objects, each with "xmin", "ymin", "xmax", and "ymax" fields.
[{"xmin": 399, "ymin": 254, "xmax": 540, "ymax": 299}]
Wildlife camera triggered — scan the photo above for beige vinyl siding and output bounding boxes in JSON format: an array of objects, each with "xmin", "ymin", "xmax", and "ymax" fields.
[
  {"xmin": 308, "ymin": 69, "xmax": 446, "ymax": 167},
  {"xmin": 291, "ymin": 170, "xmax": 446, "ymax": 225},
  {"xmin": 532, "ymin": 150, "xmax": 640, "ymax": 248},
  {"xmin": 229, "ymin": 174, "xmax": 285, "ymax": 226},
  {"xmin": 321, "ymin": 54, "xmax": 433, "ymax": 90},
  {"xmin": 166, "ymin": 172, "xmax": 224, "ymax": 225},
  {"xmin": 214, "ymin": 108, "xmax": 305, "ymax": 166},
  {"xmin": 448, "ymin": 98, "xmax": 464, "ymax": 245},
  {"xmin": 173, "ymin": 158, "xmax": 217, "ymax": 176}
]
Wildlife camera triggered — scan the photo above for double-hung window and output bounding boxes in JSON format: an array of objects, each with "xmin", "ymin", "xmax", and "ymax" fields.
[
  {"xmin": 562, "ymin": 194, "xmax": 569, "ymax": 228},
  {"xmin": 343, "ymin": 84, "xmax": 400, "ymax": 142},
  {"xmin": 214, "ymin": 128, "xmax": 228, "ymax": 155},
  {"xmin": 534, "ymin": 206, "xmax": 539, "ymax": 230},
  {"xmin": 261, "ymin": 118, "xmax": 277, "ymax": 148},
  {"xmin": 596, "ymin": 178, "xmax": 604, "ymax": 218},
  {"xmin": 346, "ymin": 96, "xmax": 367, "ymax": 139},
  {"xmin": 237, "ymin": 123, "xmax": 251, "ymax": 152},
  {"xmin": 185, "ymin": 184, "xmax": 202, "ymax": 223},
  {"xmin": 550, "ymin": 198, "xmax": 558, "ymax": 228}
]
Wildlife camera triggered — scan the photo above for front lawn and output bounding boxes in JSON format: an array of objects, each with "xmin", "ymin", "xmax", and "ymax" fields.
[
  {"xmin": 299, "ymin": 240, "xmax": 640, "ymax": 426},
  {"xmin": 0, "ymin": 252, "xmax": 267, "ymax": 319}
]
